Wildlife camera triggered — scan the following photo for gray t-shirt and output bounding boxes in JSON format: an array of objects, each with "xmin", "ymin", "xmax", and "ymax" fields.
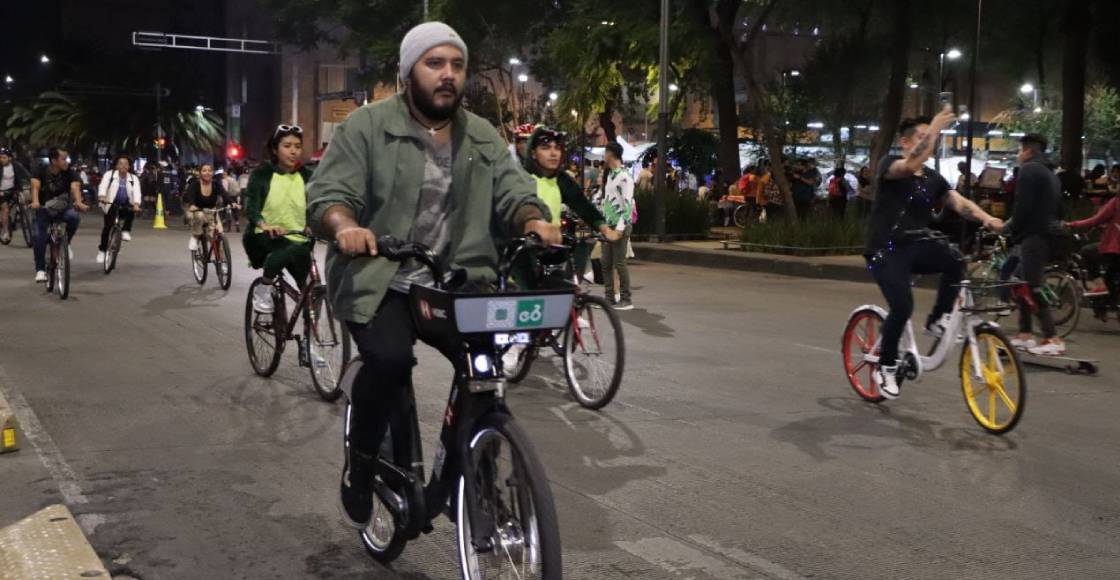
[{"xmin": 390, "ymin": 124, "xmax": 454, "ymax": 292}]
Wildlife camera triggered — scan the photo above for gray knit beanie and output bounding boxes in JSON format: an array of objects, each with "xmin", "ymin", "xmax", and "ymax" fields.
[{"xmin": 399, "ymin": 22, "xmax": 469, "ymax": 82}]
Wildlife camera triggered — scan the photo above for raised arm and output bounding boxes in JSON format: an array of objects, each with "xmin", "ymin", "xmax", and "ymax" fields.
[{"xmin": 884, "ymin": 107, "xmax": 957, "ymax": 180}]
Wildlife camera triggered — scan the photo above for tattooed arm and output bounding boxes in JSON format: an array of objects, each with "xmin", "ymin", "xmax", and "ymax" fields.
[
  {"xmin": 884, "ymin": 106, "xmax": 957, "ymax": 180},
  {"xmin": 947, "ymin": 189, "xmax": 1002, "ymax": 230}
]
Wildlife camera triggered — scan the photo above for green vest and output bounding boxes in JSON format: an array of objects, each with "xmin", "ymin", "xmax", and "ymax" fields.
[
  {"xmin": 531, "ymin": 174, "xmax": 563, "ymax": 226},
  {"xmin": 258, "ymin": 172, "xmax": 307, "ymax": 242}
]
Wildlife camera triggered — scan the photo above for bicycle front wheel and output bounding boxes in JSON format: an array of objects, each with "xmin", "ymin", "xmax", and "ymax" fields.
[
  {"xmin": 307, "ymin": 286, "xmax": 349, "ymax": 401},
  {"xmin": 192, "ymin": 237, "xmax": 208, "ymax": 285},
  {"xmin": 56, "ymin": 235, "xmax": 70, "ymax": 300},
  {"xmin": 1043, "ymin": 270, "xmax": 1080, "ymax": 338},
  {"xmin": 563, "ymin": 295, "xmax": 624, "ymax": 410},
  {"xmin": 19, "ymin": 206, "xmax": 33, "ymax": 247},
  {"xmin": 841, "ymin": 307, "xmax": 885, "ymax": 403},
  {"xmin": 215, "ymin": 235, "xmax": 233, "ymax": 290},
  {"xmin": 105, "ymin": 226, "xmax": 122, "ymax": 274},
  {"xmin": 245, "ymin": 278, "xmax": 284, "ymax": 376},
  {"xmin": 960, "ymin": 326, "xmax": 1025, "ymax": 435},
  {"xmin": 456, "ymin": 413, "xmax": 561, "ymax": 580},
  {"xmin": 733, "ymin": 205, "xmax": 749, "ymax": 228}
]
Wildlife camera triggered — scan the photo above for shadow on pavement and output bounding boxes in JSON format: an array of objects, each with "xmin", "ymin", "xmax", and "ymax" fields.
[
  {"xmin": 770, "ymin": 396, "xmax": 1018, "ymax": 462},
  {"xmin": 141, "ymin": 283, "xmax": 230, "ymax": 315},
  {"xmin": 618, "ymin": 308, "xmax": 674, "ymax": 338}
]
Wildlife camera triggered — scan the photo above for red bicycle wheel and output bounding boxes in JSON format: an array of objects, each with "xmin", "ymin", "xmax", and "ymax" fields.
[{"xmin": 842, "ymin": 308, "xmax": 885, "ymax": 403}]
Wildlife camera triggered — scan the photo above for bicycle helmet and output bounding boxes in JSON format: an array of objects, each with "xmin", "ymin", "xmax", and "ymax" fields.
[
  {"xmin": 0, "ymin": 147, "xmax": 10, "ymax": 157},
  {"xmin": 514, "ymin": 123, "xmax": 537, "ymax": 141}
]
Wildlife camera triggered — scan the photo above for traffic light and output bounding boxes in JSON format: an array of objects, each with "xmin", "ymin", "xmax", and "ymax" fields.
[{"xmin": 227, "ymin": 143, "xmax": 242, "ymax": 159}]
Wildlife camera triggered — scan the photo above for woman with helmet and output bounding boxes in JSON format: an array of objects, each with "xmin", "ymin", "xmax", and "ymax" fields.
[{"xmin": 242, "ymin": 124, "xmax": 315, "ymax": 313}]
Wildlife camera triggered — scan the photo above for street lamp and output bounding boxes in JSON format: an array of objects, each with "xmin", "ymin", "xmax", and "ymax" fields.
[
  {"xmin": 946, "ymin": 48, "xmax": 963, "ymax": 60},
  {"xmin": 517, "ymin": 73, "xmax": 529, "ymax": 83},
  {"xmin": 668, "ymin": 83, "xmax": 679, "ymax": 92},
  {"xmin": 3, "ymin": 75, "xmax": 12, "ymax": 85},
  {"xmin": 508, "ymin": 57, "xmax": 521, "ymax": 66},
  {"xmin": 40, "ymin": 54, "xmax": 50, "ymax": 64},
  {"xmin": 789, "ymin": 69, "xmax": 801, "ymax": 77},
  {"xmin": 548, "ymin": 92, "xmax": 558, "ymax": 102},
  {"xmin": 1020, "ymin": 83, "xmax": 1039, "ymax": 109}
]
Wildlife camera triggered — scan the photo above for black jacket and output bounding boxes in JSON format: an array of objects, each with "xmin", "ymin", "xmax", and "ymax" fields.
[{"xmin": 1005, "ymin": 153, "xmax": 1062, "ymax": 243}]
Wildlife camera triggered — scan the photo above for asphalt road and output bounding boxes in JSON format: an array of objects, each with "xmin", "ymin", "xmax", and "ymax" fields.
[{"xmin": 1, "ymin": 217, "xmax": 1118, "ymax": 579}]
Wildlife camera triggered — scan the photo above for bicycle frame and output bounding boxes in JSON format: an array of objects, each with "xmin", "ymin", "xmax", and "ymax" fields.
[{"xmin": 860, "ymin": 281, "xmax": 996, "ymax": 382}]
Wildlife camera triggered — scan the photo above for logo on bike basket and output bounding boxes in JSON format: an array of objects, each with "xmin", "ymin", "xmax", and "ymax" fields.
[
  {"xmin": 484, "ymin": 299, "xmax": 545, "ymax": 330},
  {"xmin": 515, "ymin": 299, "xmax": 545, "ymax": 328}
]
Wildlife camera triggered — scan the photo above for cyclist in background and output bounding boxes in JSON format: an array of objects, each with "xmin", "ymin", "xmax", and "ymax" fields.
[
  {"xmin": 96, "ymin": 154, "xmax": 142, "ymax": 264},
  {"xmin": 30, "ymin": 147, "xmax": 89, "ymax": 282},
  {"xmin": 864, "ymin": 110, "xmax": 1002, "ymax": 399},
  {"xmin": 0, "ymin": 147, "xmax": 31, "ymax": 244}
]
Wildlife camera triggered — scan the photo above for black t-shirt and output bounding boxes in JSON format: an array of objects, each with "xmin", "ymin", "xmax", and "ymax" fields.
[
  {"xmin": 864, "ymin": 155, "xmax": 950, "ymax": 255},
  {"xmin": 34, "ymin": 166, "xmax": 81, "ymax": 204}
]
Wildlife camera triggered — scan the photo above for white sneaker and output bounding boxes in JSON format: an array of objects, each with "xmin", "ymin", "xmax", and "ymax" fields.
[
  {"xmin": 188, "ymin": 237, "xmax": 198, "ymax": 252},
  {"xmin": 1010, "ymin": 335, "xmax": 1037, "ymax": 350},
  {"xmin": 95, "ymin": 251, "xmax": 105, "ymax": 264},
  {"xmin": 577, "ymin": 315, "xmax": 591, "ymax": 329},
  {"xmin": 874, "ymin": 365, "xmax": 901, "ymax": 399},
  {"xmin": 34, "ymin": 271, "xmax": 47, "ymax": 283},
  {"xmin": 1028, "ymin": 339, "xmax": 1066, "ymax": 357},
  {"xmin": 252, "ymin": 283, "xmax": 274, "ymax": 314},
  {"xmin": 122, "ymin": 232, "xmax": 131, "ymax": 242}
]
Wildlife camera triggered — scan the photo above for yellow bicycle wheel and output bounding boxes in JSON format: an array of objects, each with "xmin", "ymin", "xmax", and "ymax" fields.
[{"xmin": 959, "ymin": 326, "xmax": 1025, "ymax": 434}]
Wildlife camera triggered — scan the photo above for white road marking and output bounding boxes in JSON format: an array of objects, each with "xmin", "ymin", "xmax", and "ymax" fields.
[
  {"xmin": 615, "ymin": 536, "xmax": 756, "ymax": 579},
  {"xmin": 0, "ymin": 363, "xmax": 104, "ymax": 534},
  {"xmin": 688, "ymin": 534, "xmax": 808, "ymax": 580},
  {"xmin": 792, "ymin": 342, "xmax": 834, "ymax": 355}
]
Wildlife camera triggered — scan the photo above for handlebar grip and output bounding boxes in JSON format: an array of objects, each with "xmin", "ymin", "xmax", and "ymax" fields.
[{"xmin": 375, "ymin": 235, "xmax": 407, "ymax": 260}]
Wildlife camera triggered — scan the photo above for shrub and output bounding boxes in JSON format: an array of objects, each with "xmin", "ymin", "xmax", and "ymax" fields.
[
  {"xmin": 739, "ymin": 214, "xmax": 865, "ymax": 255},
  {"xmin": 633, "ymin": 188, "xmax": 710, "ymax": 237}
]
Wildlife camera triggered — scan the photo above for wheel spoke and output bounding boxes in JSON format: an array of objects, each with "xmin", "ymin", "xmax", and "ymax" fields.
[{"xmin": 988, "ymin": 389, "xmax": 997, "ymax": 424}]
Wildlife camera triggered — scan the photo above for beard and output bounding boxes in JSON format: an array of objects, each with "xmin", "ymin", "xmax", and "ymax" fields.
[{"xmin": 409, "ymin": 77, "xmax": 462, "ymax": 122}]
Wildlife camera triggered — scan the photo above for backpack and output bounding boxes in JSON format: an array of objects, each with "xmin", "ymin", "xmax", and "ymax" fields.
[{"xmin": 828, "ymin": 176, "xmax": 844, "ymax": 198}]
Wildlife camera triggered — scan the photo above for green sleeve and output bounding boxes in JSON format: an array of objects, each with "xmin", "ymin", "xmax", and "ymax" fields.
[
  {"xmin": 559, "ymin": 173, "xmax": 606, "ymax": 230},
  {"xmin": 306, "ymin": 112, "xmax": 370, "ymax": 238},
  {"xmin": 244, "ymin": 170, "xmax": 268, "ymax": 229}
]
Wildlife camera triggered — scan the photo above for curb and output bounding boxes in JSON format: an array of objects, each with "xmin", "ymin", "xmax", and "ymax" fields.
[
  {"xmin": 0, "ymin": 389, "xmax": 19, "ymax": 454},
  {"xmin": 0, "ymin": 504, "xmax": 109, "ymax": 578},
  {"xmin": 632, "ymin": 243, "xmax": 871, "ymax": 284}
]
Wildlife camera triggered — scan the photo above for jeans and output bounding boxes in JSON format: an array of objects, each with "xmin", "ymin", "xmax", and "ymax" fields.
[
  {"xmin": 33, "ymin": 208, "xmax": 80, "ymax": 271},
  {"xmin": 1015, "ymin": 235, "xmax": 1057, "ymax": 338},
  {"xmin": 345, "ymin": 291, "xmax": 456, "ymax": 453},
  {"xmin": 98, "ymin": 204, "xmax": 134, "ymax": 252},
  {"xmin": 867, "ymin": 239, "xmax": 964, "ymax": 367},
  {"xmin": 602, "ymin": 226, "xmax": 632, "ymax": 302}
]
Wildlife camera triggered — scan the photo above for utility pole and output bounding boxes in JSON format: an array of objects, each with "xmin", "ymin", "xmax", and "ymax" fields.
[{"xmin": 652, "ymin": 0, "xmax": 670, "ymax": 240}]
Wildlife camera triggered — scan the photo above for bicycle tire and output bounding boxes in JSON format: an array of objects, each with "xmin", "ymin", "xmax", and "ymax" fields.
[
  {"xmin": 216, "ymin": 235, "xmax": 233, "ymax": 290},
  {"xmin": 307, "ymin": 287, "xmax": 349, "ymax": 402},
  {"xmin": 733, "ymin": 205, "xmax": 749, "ymax": 228},
  {"xmin": 563, "ymin": 294, "xmax": 624, "ymax": 410},
  {"xmin": 456, "ymin": 413, "xmax": 561, "ymax": 580},
  {"xmin": 47, "ymin": 240, "xmax": 58, "ymax": 294},
  {"xmin": 1043, "ymin": 269, "xmax": 1080, "ymax": 338},
  {"xmin": 503, "ymin": 345, "xmax": 536, "ymax": 384},
  {"xmin": 841, "ymin": 306, "xmax": 885, "ymax": 403},
  {"xmin": 192, "ymin": 236, "xmax": 208, "ymax": 285},
  {"xmin": 19, "ymin": 205, "xmax": 33, "ymax": 247},
  {"xmin": 960, "ymin": 324, "xmax": 1025, "ymax": 435},
  {"xmin": 56, "ymin": 234, "xmax": 70, "ymax": 300},
  {"xmin": 245, "ymin": 278, "xmax": 284, "ymax": 377},
  {"xmin": 105, "ymin": 226, "xmax": 122, "ymax": 274}
]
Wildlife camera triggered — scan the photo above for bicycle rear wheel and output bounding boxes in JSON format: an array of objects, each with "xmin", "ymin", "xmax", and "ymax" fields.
[
  {"xmin": 1043, "ymin": 270, "xmax": 1080, "ymax": 338},
  {"xmin": 192, "ymin": 236, "xmax": 208, "ymax": 285},
  {"xmin": 215, "ymin": 235, "xmax": 233, "ymax": 290},
  {"xmin": 56, "ymin": 234, "xmax": 70, "ymax": 300},
  {"xmin": 960, "ymin": 325, "xmax": 1025, "ymax": 434},
  {"xmin": 307, "ymin": 285, "xmax": 349, "ymax": 401},
  {"xmin": 456, "ymin": 413, "xmax": 561, "ymax": 580},
  {"xmin": 245, "ymin": 278, "xmax": 285, "ymax": 376},
  {"xmin": 104, "ymin": 226, "xmax": 122, "ymax": 274},
  {"xmin": 733, "ymin": 205, "xmax": 749, "ymax": 228},
  {"xmin": 841, "ymin": 307, "xmax": 885, "ymax": 403},
  {"xmin": 563, "ymin": 295, "xmax": 624, "ymax": 410}
]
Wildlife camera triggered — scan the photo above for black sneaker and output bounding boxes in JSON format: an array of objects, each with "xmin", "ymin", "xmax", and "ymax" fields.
[
  {"xmin": 614, "ymin": 300, "xmax": 634, "ymax": 311},
  {"xmin": 339, "ymin": 447, "xmax": 375, "ymax": 529}
]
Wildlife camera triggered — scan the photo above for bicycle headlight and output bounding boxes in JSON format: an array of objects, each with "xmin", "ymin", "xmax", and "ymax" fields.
[{"xmin": 473, "ymin": 354, "xmax": 493, "ymax": 375}]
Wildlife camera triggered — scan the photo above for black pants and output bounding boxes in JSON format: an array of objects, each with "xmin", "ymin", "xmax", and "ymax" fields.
[
  {"xmin": 794, "ymin": 200, "xmax": 812, "ymax": 222},
  {"xmin": 868, "ymin": 240, "xmax": 964, "ymax": 367},
  {"xmin": 98, "ymin": 204, "xmax": 134, "ymax": 252},
  {"xmin": 1016, "ymin": 235, "xmax": 1057, "ymax": 338},
  {"xmin": 828, "ymin": 196, "xmax": 847, "ymax": 219},
  {"xmin": 345, "ymin": 291, "xmax": 456, "ymax": 453}
]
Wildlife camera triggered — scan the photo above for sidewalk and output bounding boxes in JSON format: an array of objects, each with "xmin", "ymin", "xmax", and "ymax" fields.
[{"xmin": 632, "ymin": 239, "xmax": 872, "ymax": 283}]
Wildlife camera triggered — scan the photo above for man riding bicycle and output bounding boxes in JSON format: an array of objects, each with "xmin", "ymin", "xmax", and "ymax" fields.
[
  {"xmin": 0, "ymin": 147, "xmax": 31, "ymax": 244},
  {"xmin": 865, "ymin": 110, "xmax": 1002, "ymax": 398},
  {"xmin": 30, "ymin": 147, "xmax": 89, "ymax": 282},
  {"xmin": 306, "ymin": 22, "xmax": 561, "ymax": 529}
]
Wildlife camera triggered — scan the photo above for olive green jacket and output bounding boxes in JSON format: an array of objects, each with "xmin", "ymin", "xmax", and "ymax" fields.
[{"xmin": 307, "ymin": 94, "xmax": 550, "ymax": 324}]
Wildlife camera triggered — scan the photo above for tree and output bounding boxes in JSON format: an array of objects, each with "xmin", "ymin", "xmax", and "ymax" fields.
[{"xmin": 1059, "ymin": 0, "xmax": 1090, "ymax": 183}]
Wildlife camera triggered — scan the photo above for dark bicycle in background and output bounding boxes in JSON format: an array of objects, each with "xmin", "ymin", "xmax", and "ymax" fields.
[{"xmin": 191, "ymin": 207, "xmax": 235, "ymax": 290}]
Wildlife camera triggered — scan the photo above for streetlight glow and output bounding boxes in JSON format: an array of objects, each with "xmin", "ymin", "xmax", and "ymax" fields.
[
  {"xmin": 1020, "ymin": 83, "xmax": 1035, "ymax": 94},
  {"xmin": 1033, "ymin": 106, "xmax": 1043, "ymax": 113},
  {"xmin": 909, "ymin": 82, "xmax": 919, "ymax": 89},
  {"xmin": 40, "ymin": 54, "xmax": 50, "ymax": 64},
  {"xmin": 946, "ymin": 48, "xmax": 962, "ymax": 60},
  {"xmin": 3, "ymin": 75, "xmax": 12, "ymax": 84},
  {"xmin": 195, "ymin": 105, "xmax": 205, "ymax": 113},
  {"xmin": 668, "ymin": 83, "xmax": 679, "ymax": 92},
  {"xmin": 517, "ymin": 73, "xmax": 529, "ymax": 83},
  {"xmin": 508, "ymin": 57, "xmax": 521, "ymax": 65},
  {"xmin": 548, "ymin": 92, "xmax": 558, "ymax": 102},
  {"xmin": 789, "ymin": 70, "xmax": 801, "ymax": 77}
]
